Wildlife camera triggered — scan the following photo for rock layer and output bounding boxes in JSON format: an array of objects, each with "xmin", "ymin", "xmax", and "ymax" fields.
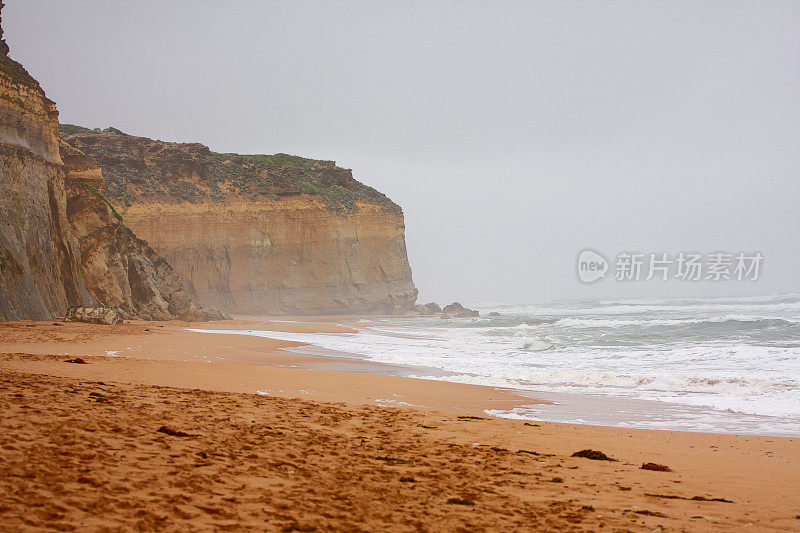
[
  {"xmin": 118, "ymin": 198, "xmax": 416, "ymax": 314},
  {"xmin": 63, "ymin": 131, "xmax": 418, "ymax": 315},
  {"xmin": 0, "ymin": 21, "xmax": 89, "ymax": 319}
]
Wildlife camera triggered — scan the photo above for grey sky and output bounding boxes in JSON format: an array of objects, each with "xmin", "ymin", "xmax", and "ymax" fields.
[{"xmin": 5, "ymin": 1, "xmax": 799, "ymax": 304}]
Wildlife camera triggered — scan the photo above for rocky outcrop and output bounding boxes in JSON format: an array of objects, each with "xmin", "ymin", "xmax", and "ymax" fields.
[
  {"xmin": 415, "ymin": 302, "xmax": 442, "ymax": 315},
  {"xmin": 412, "ymin": 301, "xmax": 480, "ymax": 318},
  {"xmin": 441, "ymin": 302, "xmax": 480, "ymax": 318},
  {"xmin": 65, "ymin": 306, "xmax": 123, "ymax": 325},
  {"xmin": 0, "ymin": 6, "xmax": 206, "ymax": 321},
  {"xmin": 62, "ymin": 129, "xmax": 418, "ymax": 315},
  {"xmin": 60, "ymin": 139, "xmax": 204, "ymax": 320}
]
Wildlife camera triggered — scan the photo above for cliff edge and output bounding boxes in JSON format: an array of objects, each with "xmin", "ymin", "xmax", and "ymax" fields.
[
  {"xmin": 0, "ymin": 2, "xmax": 87, "ymax": 319},
  {"xmin": 61, "ymin": 128, "xmax": 418, "ymax": 314}
]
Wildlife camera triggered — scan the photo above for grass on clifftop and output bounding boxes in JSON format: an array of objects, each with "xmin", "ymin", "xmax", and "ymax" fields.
[
  {"xmin": 60, "ymin": 124, "xmax": 125, "ymax": 136},
  {"xmin": 210, "ymin": 151, "xmax": 320, "ymax": 168}
]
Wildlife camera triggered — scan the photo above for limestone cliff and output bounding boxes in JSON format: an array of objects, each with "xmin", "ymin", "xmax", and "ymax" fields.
[
  {"xmin": 0, "ymin": 5, "xmax": 201, "ymax": 321},
  {"xmin": 61, "ymin": 129, "xmax": 418, "ymax": 314},
  {"xmin": 0, "ymin": 5, "xmax": 88, "ymax": 319}
]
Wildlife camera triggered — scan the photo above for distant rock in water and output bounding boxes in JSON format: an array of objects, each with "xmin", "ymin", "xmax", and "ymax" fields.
[
  {"xmin": 60, "ymin": 126, "xmax": 418, "ymax": 315},
  {"xmin": 415, "ymin": 302, "xmax": 442, "ymax": 315},
  {"xmin": 441, "ymin": 302, "xmax": 479, "ymax": 318},
  {"xmin": 413, "ymin": 301, "xmax": 479, "ymax": 318}
]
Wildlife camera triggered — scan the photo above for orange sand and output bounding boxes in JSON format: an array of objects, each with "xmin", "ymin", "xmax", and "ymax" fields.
[{"xmin": 0, "ymin": 318, "xmax": 798, "ymax": 531}]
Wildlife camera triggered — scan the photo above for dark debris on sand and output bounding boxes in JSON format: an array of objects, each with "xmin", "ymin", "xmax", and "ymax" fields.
[
  {"xmin": 646, "ymin": 493, "xmax": 733, "ymax": 503},
  {"xmin": 571, "ymin": 449, "xmax": 617, "ymax": 461},
  {"xmin": 447, "ymin": 497, "xmax": 476, "ymax": 506},
  {"xmin": 157, "ymin": 425, "xmax": 195, "ymax": 437},
  {"xmin": 375, "ymin": 456, "xmax": 410, "ymax": 465},
  {"xmin": 642, "ymin": 462, "xmax": 672, "ymax": 472},
  {"xmin": 634, "ymin": 509, "xmax": 667, "ymax": 517}
]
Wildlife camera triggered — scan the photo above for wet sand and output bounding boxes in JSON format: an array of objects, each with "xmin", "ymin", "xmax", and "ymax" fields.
[{"xmin": 0, "ymin": 318, "xmax": 798, "ymax": 531}]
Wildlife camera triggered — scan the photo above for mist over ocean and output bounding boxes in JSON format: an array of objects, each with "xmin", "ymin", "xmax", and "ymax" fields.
[{"xmin": 196, "ymin": 294, "xmax": 800, "ymax": 436}]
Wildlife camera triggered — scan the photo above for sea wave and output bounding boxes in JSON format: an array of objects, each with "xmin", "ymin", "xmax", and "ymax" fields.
[{"xmin": 189, "ymin": 294, "xmax": 800, "ymax": 435}]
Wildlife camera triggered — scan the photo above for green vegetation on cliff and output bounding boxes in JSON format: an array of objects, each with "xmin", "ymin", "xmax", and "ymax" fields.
[
  {"xmin": 60, "ymin": 124, "xmax": 124, "ymax": 136},
  {"xmin": 81, "ymin": 183, "xmax": 123, "ymax": 223},
  {"xmin": 59, "ymin": 125, "xmax": 400, "ymax": 214}
]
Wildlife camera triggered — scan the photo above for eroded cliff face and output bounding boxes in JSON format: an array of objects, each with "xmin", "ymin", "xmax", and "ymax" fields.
[
  {"xmin": 0, "ymin": 5, "xmax": 201, "ymax": 321},
  {"xmin": 59, "ymin": 140, "xmax": 198, "ymax": 320},
  {"xmin": 0, "ymin": 16, "xmax": 89, "ymax": 319},
  {"xmin": 62, "ymin": 130, "xmax": 418, "ymax": 314},
  {"xmin": 119, "ymin": 198, "xmax": 416, "ymax": 314}
]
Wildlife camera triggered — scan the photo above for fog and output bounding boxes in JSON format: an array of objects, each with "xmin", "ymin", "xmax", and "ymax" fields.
[{"xmin": 6, "ymin": 1, "xmax": 799, "ymax": 304}]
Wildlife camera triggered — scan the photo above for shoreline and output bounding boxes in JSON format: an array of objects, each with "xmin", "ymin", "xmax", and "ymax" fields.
[
  {"xmin": 0, "ymin": 317, "xmax": 535, "ymax": 416},
  {"xmin": 2, "ymin": 316, "xmax": 798, "ymax": 437},
  {"xmin": 1, "ymin": 317, "xmax": 799, "ymax": 530},
  {"xmin": 195, "ymin": 318, "xmax": 800, "ymax": 439}
]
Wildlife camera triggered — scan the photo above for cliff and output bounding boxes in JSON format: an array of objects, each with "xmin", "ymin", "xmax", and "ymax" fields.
[
  {"xmin": 61, "ymin": 129, "xmax": 418, "ymax": 314},
  {"xmin": 59, "ymin": 140, "xmax": 201, "ymax": 320},
  {"xmin": 0, "ymin": 5, "xmax": 88, "ymax": 319},
  {"xmin": 0, "ymin": 5, "xmax": 202, "ymax": 321}
]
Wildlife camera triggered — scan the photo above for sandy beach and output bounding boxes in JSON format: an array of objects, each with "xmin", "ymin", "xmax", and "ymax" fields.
[{"xmin": 1, "ymin": 318, "xmax": 799, "ymax": 531}]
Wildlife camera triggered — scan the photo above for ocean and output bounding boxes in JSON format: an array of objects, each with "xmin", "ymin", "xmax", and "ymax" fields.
[{"xmin": 192, "ymin": 294, "xmax": 800, "ymax": 437}]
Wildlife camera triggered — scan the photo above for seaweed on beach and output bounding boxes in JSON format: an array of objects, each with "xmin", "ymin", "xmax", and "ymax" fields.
[
  {"xmin": 646, "ymin": 493, "xmax": 733, "ymax": 503},
  {"xmin": 157, "ymin": 425, "xmax": 195, "ymax": 437},
  {"xmin": 571, "ymin": 449, "xmax": 617, "ymax": 461},
  {"xmin": 641, "ymin": 462, "xmax": 672, "ymax": 472}
]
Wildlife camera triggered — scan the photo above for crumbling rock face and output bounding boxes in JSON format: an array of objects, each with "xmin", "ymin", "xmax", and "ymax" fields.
[
  {"xmin": 0, "ymin": 144, "xmax": 90, "ymax": 320},
  {"xmin": 60, "ymin": 139, "xmax": 208, "ymax": 321},
  {"xmin": 0, "ymin": 3, "xmax": 208, "ymax": 322},
  {"xmin": 195, "ymin": 306, "xmax": 232, "ymax": 321},
  {"xmin": 0, "ymin": 13, "xmax": 91, "ymax": 320}
]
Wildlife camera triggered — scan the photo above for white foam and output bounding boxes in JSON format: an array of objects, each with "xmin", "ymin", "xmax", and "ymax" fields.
[{"xmin": 188, "ymin": 294, "xmax": 800, "ymax": 435}]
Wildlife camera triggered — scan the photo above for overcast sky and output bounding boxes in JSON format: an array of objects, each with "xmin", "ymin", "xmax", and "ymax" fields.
[{"xmin": 5, "ymin": 1, "xmax": 799, "ymax": 304}]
